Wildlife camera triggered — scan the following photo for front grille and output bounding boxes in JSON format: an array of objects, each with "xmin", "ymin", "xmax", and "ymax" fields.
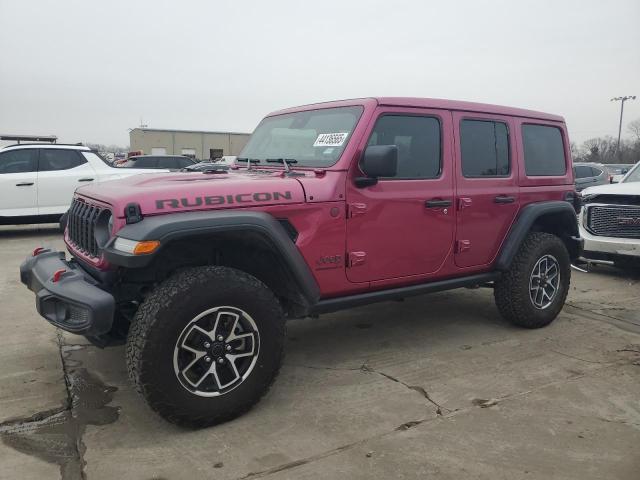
[
  {"xmin": 67, "ymin": 198, "xmax": 106, "ymax": 257},
  {"xmin": 587, "ymin": 204, "xmax": 640, "ymax": 239}
]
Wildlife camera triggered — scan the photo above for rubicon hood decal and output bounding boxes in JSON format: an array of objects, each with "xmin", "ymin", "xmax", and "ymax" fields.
[
  {"xmin": 156, "ymin": 191, "xmax": 293, "ymax": 209},
  {"xmin": 75, "ymin": 171, "xmax": 305, "ymax": 216}
]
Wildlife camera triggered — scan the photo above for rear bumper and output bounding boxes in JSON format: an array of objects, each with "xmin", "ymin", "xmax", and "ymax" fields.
[{"xmin": 20, "ymin": 250, "xmax": 115, "ymax": 335}]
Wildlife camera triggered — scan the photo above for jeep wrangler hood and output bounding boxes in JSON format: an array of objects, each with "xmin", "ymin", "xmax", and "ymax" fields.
[{"xmin": 76, "ymin": 171, "xmax": 305, "ymax": 218}]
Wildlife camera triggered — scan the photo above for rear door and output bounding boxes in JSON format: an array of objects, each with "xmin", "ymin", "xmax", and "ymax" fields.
[
  {"xmin": 0, "ymin": 148, "xmax": 39, "ymax": 217},
  {"xmin": 453, "ymin": 112, "xmax": 519, "ymax": 268},
  {"xmin": 37, "ymin": 149, "xmax": 97, "ymax": 215}
]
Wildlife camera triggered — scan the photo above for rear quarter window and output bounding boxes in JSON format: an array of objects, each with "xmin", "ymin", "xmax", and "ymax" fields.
[{"xmin": 522, "ymin": 124, "xmax": 566, "ymax": 176}]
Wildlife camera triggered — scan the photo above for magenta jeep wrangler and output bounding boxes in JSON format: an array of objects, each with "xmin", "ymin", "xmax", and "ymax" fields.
[{"xmin": 21, "ymin": 98, "xmax": 582, "ymax": 427}]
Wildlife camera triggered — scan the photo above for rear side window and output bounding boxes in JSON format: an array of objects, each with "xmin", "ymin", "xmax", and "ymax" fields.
[
  {"xmin": 367, "ymin": 115, "xmax": 441, "ymax": 179},
  {"xmin": 159, "ymin": 158, "xmax": 179, "ymax": 169},
  {"xmin": 460, "ymin": 120, "xmax": 509, "ymax": 177},
  {"xmin": 574, "ymin": 165, "xmax": 592, "ymax": 178},
  {"xmin": 522, "ymin": 125, "xmax": 566, "ymax": 176},
  {"xmin": 132, "ymin": 157, "xmax": 158, "ymax": 168},
  {"xmin": 0, "ymin": 149, "xmax": 38, "ymax": 173},
  {"xmin": 39, "ymin": 149, "xmax": 87, "ymax": 171}
]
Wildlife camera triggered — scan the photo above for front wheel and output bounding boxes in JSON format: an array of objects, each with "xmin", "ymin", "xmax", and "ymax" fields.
[
  {"xmin": 494, "ymin": 232, "xmax": 571, "ymax": 328},
  {"xmin": 126, "ymin": 266, "xmax": 285, "ymax": 428}
]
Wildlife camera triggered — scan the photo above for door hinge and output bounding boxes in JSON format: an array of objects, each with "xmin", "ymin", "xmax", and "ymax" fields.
[
  {"xmin": 348, "ymin": 251, "xmax": 366, "ymax": 267},
  {"xmin": 458, "ymin": 197, "xmax": 472, "ymax": 210},
  {"xmin": 455, "ymin": 240, "xmax": 471, "ymax": 253},
  {"xmin": 347, "ymin": 203, "xmax": 367, "ymax": 218}
]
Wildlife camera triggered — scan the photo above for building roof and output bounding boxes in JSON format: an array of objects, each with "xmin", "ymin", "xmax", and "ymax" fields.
[
  {"xmin": 130, "ymin": 128, "xmax": 250, "ymax": 136},
  {"xmin": 269, "ymin": 97, "xmax": 564, "ymax": 122}
]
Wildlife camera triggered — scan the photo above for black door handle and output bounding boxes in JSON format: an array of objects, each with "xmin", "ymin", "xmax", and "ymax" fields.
[
  {"xmin": 16, "ymin": 182, "xmax": 34, "ymax": 186},
  {"xmin": 494, "ymin": 195, "xmax": 515, "ymax": 204},
  {"xmin": 425, "ymin": 199, "xmax": 452, "ymax": 208},
  {"xmin": 78, "ymin": 178, "xmax": 94, "ymax": 182}
]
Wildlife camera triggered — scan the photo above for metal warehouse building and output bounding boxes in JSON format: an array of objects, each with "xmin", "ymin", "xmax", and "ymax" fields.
[{"xmin": 129, "ymin": 128, "xmax": 250, "ymax": 160}]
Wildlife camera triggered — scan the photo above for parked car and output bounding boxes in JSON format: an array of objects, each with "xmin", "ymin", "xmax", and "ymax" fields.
[
  {"xmin": 180, "ymin": 156, "xmax": 238, "ymax": 172},
  {"xmin": 20, "ymin": 97, "xmax": 581, "ymax": 427},
  {"xmin": 119, "ymin": 155, "xmax": 196, "ymax": 171},
  {"xmin": 573, "ymin": 162, "xmax": 609, "ymax": 191},
  {"xmin": 180, "ymin": 161, "xmax": 229, "ymax": 172},
  {"xmin": 579, "ymin": 161, "xmax": 640, "ymax": 268},
  {"xmin": 0, "ymin": 144, "xmax": 168, "ymax": 224},
  {"xmin": 605, "ymin": 163, "xmax": 635, "ymax": 183}
]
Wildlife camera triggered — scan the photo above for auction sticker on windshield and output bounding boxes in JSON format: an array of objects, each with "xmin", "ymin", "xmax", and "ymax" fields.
[{"xmin": 314, "ymin": 132, "xmax": 349, "ymax": 147}]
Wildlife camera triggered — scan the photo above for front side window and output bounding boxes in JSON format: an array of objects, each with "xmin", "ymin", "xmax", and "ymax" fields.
[
  {"xmin": 366, "ymin": 115, "xmax": 441, "ymax": 179},
  {"xmin": 460, "ymin": 120, "xmax": 509, "ymax": 177},
  {"xmin": 39, "ymin": 149, "xmax": 87, "ymax": 171},
  {"xmin": 240, "ymin": 106, "xmax": 363, "ymax": 168},
  {"xmin": 522, "ymin": 124, "xmax": 566, "ymax": 176},
  {"xmin": 0, "ymin": 149, "xmax": 38, "ymax": 173}
]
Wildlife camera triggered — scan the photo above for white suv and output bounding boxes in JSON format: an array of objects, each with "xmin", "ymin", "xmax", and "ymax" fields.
[
  {"xmin": 0, "ymin": 144, "xmax": 167, "ymax": 224},
  {"xmin": 579, "ymin": 161, "xmax": 640, "ymax": 267}
]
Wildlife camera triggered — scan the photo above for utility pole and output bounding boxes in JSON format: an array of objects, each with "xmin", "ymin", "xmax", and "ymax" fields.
[{"xmin": 611, "ymin": 96, "xmax": 636, "ymax": 158}]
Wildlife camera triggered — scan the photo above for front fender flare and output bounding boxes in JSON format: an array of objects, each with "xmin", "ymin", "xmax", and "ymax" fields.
[{"xmin": 103, "ymin": 210, "xmax": 320, "ymax": 306}]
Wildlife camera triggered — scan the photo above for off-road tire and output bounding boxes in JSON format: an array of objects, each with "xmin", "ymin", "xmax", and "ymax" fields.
[
  {"xmin": 126, "ymin": 266, "xmax": 285, "ymax": 428},
  {"xmin": 494, "ymin": 232, "xmax": 570, "ymax": 328}
]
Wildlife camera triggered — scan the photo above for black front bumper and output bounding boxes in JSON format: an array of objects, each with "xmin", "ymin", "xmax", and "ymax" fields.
[{"xmin": 20, "ymin": 250, "xmax": 115, "ymax": 336}]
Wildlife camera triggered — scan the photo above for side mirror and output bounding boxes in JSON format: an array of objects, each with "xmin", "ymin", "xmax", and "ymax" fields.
[{"xmin": 356, "ymin": 145, "xmax": 398, "ymax": 187}]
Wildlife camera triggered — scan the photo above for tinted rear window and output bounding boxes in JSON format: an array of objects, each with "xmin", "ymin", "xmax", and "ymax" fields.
[
  {"xmin": 460, "ymin": 120, "xmax": 510, "ymax": 177},
  {"xmin": 131, "ymin": 157, "xmax": 158, "ymax": 168},
  {"xmin": 522, "ymin": 125, "xmax": 566, "ymax": 176},
  {"xmin": 39, "ymin": 149, "xmax": 87, "ymax": 171},
  {"xmin": 574, "ymin": 165, "xmax": 592, "ymax": 178}
]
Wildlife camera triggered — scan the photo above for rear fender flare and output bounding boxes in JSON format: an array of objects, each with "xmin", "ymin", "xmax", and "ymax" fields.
[{"xmin": 495, "ymin": 201, "xmax": 581, "ymax": 271}]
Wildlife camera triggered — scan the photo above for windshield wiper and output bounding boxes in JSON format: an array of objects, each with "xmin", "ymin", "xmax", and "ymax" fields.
[
  {"xmin": 236, "ymin": 157, "xmax": 261, "ymax": 170},
  {"xmin": 266, "ymin": 158, "xmax": 298, "ymax": 173}
]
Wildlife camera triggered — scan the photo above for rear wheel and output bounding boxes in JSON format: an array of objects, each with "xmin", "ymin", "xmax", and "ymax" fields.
[
  {"xmin": 494, "ymin": 232, "xmax": 570, "ymax": 328},
  {"xmin": 126, "ymin": 266, "xmax": 285, "ymax": 428}
]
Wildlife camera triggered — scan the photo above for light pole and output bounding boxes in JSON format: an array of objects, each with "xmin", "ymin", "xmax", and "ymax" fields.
[{"xmin": 611, "ymin": 96, "xmax": 636, "ymax": 157}]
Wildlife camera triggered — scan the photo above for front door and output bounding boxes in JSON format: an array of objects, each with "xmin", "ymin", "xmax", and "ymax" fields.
[
  {"xmin": 452, "ymin": 112, "xmax": 520, "ymax": 268},
  {"xmin": 346, "ymin": 108, "xmax": 455, "ymax": 283},
  {"xmin": 0, "ymin": 148, "xmax": 39, "ymax": 217}
]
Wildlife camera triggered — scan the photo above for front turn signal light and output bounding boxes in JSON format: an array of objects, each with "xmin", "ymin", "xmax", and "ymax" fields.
[
  {"xmin": 133, "ymin": 240, "xmax": 160, "ymax": 255},
  {"xmin": 113, "ymin": 237, "xmax": 160, "ymax": 255}
]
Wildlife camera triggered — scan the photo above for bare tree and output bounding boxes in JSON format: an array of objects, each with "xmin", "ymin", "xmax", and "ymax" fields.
[{"xmin": 628, "ymin": 118, "xmax": 640, "ymax": 142}]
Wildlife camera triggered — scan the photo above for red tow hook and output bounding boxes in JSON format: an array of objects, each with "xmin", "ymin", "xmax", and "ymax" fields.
[
  {"xmin": 33, "ymin": 247, "xmax": 46, "ymax": 257},
  {"xmin": 52, "ymin": 269, "xmax": 66, "ymax": 283}
]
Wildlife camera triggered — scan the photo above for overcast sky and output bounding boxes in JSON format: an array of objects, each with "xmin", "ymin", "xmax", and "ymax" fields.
[{"xmin": 1, "ymin": 0, "xmax": 638, "ymax": 148}]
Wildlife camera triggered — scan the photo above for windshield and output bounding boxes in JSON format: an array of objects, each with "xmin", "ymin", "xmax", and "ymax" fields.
[
  {"xmin": 239, "ymin": 106, "xmax": 364, "ymax": 168},
  {"xmin": 622, "ymin": 163, "xmax": 640, "ymax": 183}
]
